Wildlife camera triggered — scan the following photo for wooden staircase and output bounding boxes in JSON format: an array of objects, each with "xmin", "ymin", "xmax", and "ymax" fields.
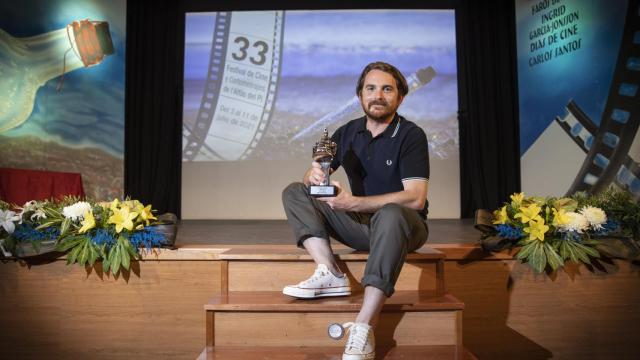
[{"xmin": 198, "ymin": 247, "xmax": 476, "ymax": 359}]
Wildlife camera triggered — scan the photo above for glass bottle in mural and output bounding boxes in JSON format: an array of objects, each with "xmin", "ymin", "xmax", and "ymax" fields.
[{"xmin": 0, "ymin": 20, "xmax": 114, "ymax": 133}]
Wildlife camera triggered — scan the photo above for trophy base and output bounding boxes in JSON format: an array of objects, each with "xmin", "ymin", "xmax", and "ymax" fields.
[{"xmin": 309, "ymin": 185, "xmax": 337, "ymax": 197}]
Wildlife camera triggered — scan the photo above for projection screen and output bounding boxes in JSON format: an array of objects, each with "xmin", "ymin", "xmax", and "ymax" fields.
[{"xmin": 182, "ymin": 10, "xmax": 460, "ymax": 219}]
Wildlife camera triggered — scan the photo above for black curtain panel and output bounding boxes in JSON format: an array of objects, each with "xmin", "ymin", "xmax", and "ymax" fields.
[
  {"xmin": 456, "ymin": 0, "xmax": 521, "ymax": 218},
  {"xmin": 124, "ymin": 0, "xmax": 184, "ymax": 216}
]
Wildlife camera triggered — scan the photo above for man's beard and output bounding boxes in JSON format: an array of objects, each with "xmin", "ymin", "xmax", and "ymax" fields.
[{"xmin": 362, "ymin": 100, "xmax": 397, "ymax": 123}]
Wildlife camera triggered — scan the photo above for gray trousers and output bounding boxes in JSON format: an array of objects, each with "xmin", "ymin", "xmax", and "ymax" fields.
[{"xmin": 281, "ymin": 182, "xmax": 429, "ymax": 296}]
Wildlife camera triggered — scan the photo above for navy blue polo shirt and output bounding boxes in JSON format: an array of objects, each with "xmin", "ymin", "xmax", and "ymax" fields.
[{"xmin": 330, "ymin": 114, "xmax": 430, "ymax": 217}]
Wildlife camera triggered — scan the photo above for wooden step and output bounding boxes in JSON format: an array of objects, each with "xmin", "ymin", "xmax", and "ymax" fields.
[
  {"xmin": 205, "ymin": 291, "xmax": 463, "ymax": 347},
  {"xmin": 205, "ymin": 291, "xmax": 464, "ymax": 312},
  {"xmin": 218, "ymin": 247, "xmax": 445, "ymax": 261},
  {"xmin": 219, "ymin": 247, "xmax": 446, "ymax": 295},
  {"xmin": 198, "ymin": 345, "xmax": 478, "ymax": 359}
]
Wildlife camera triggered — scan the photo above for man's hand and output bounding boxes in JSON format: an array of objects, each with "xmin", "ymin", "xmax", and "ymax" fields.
[
  {"xmin": 305, "ymin": 161, "xmax": 327, "ymax": 186},
  {"xmin": 317, "ymin": 181, "xmax": 360, "ymax": 211},
  {"xmin": 316, "ymin": 179, "xmax": 428, "ymax": 213}
]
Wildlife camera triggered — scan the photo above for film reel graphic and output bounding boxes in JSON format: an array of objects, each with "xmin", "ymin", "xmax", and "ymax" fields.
[
  {"xmin": 183, "ymin": 12, "xmax": 230, "ymax": 161},
  {"xmin": 554, "ymin": 0, "xmax": 640, "ymax": 200},
  {"xmin": 556, "ymin": 101, "xmax": 639, "ymax": 200},
  {"xmin": 183, "ymin": 11, "xmax": 285, "ymax": 161}
]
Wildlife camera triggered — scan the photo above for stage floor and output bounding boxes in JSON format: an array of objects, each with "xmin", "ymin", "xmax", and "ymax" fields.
[{"xmin": 175, "ymin": 219, "xmax": 478, "ymax": 246}]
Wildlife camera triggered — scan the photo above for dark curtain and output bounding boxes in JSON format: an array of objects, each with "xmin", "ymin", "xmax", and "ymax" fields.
[
  {"xmin": 124, "ymin": 1, "xmax": 184, "ymax": 216},
  {"xmin": 456, "ymin": 0, "xmax": 521, "ymax": 218}
]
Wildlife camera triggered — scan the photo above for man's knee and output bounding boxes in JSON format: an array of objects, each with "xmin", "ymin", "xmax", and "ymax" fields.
[
  {"xmin": 370, "ymin": 203, "xmax": 412, "ymax": 246},
  {"xmin": 282, "ymin": 182, "xmax": 307, "ymax": 204},
  {"xmin": 372, "ymin": 203, "xmax": 406, "ymax": 223}
]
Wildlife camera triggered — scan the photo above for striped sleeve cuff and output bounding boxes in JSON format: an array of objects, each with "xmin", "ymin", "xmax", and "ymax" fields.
[{"xmin": 402, "ymin": 177, "xmax": 429, "ymax": 182}]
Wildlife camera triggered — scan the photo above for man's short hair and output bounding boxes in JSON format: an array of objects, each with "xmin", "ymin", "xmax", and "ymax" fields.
[{"xmin": 356, "ymin": 61, "xmax": 409, "ymax": 98}]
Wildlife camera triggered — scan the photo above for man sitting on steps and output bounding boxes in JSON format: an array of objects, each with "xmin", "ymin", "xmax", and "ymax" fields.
[{"xmin": 281, "ymin": 61, "xmax": 430, "ymax": 360}]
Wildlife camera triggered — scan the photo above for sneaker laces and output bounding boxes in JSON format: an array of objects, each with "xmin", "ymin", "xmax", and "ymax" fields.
[
  {"xmin": 343, "ymin": 322, "xmax": 370, "ymax": 351},
  {"xmin": 300, "ymin": 267, "xmax": 329, "ymax": 285}
]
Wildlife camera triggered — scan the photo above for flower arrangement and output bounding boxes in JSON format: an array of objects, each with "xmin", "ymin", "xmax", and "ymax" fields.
[
  {"xmin": 0, "ymin": 197, "xmax": 168, "ymax": 275},
  {"xmin": 477, "ymin": 188, "xmax": 640, "ymax": 272}
]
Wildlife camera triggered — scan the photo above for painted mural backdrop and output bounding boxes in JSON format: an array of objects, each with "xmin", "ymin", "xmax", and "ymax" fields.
[
  {"xmin": 0, "ymin": 0, "xmax": 126, "ymax": 200},
  {"xmin": 517, "ymin": 0, "xmax": 640, "ymax": 200}
]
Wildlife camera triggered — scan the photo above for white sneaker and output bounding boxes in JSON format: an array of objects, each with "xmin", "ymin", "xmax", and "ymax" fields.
[
  {"xmin": 342, "ymin": 322, "xmax": 375, "ymax": 360},
  {"xmin": 282, "ymin": 264, "xmax": 351, "ymax": 299}
]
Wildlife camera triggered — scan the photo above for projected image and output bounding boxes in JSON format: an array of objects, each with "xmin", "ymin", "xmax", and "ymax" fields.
[{"xmin": 183, "ymin": 10, "xmax": 458, "ymax": 162}]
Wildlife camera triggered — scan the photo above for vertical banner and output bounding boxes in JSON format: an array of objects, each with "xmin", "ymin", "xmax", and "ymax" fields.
[{"xmin": 517, "ymin": 0, "xmax": 640, "ymax": 200}]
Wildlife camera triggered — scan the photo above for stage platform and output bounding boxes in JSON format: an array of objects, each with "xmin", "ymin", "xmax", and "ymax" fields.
[
  {"xmin": 169, "ymin": 219, "xmax": 514, "ymax": 262},
  {"xmin": 1, "ymin": 219, "xmax": 639, "ymax": 359},
  {"xmin": 174, "ymin": 219, "xmax": 478, "ymax": 246}
]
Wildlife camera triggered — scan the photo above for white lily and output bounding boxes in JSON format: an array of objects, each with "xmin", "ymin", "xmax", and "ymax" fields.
[
  {"xmin": 17, "ymin": 200, "xmax": 37, "ymax": 224},
  {"xmin": 1, "ymin": 209, "xmax": 20, "ymax": 234},
  {"xmin": 30, "ymin": 209, "xmax": 47, "ymax": 221}
]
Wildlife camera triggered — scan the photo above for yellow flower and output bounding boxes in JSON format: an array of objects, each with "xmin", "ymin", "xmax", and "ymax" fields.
[
  {"xmin": 510, "ymin": 192, "xmax": 525, "ymax": 206},
  {"xmin": 553, "ymin": 197, "xmax": 578, "ymax": 212},
  {"xmin": 78, "ymin": 210, "xmax": 96, "ymax": 234},
  {"xmin": 123, "ymin": 199, "xmax": 144, "ymax": 213},
  {"xmin": 552, "ymin": 208, "xmax": 571, "ymax": 227},
  {"xmin": 97, "ymin": 201, "xmax": 111, "ymax": 209},
  {"xmin": 108, "ymin": 205, "xmax": 139, "ymax": 233},
  {"xmin": 523, "ymin": 218, "xmax": 549, "ymax": 242},
  {"xmin": 138, "ymin": 204, "xmax": 157, "ymax": 226},
  {"xmin": 514, "ymin": 204, "xmax": 543, "ymax": 224},
  {"xmin": 493, "ymin": 206, "xmax": 509, "ymax": 225},
  {"xmin": 134, "ymin": 202, "xmax": 145, "ymax": 216},
  {"xmin": 530, "ymin": 196, "xmax": 545, "ymax": 206},
  {"xmin": 109, "ymin": 198, "xmax": 120, "ymax": 212}
]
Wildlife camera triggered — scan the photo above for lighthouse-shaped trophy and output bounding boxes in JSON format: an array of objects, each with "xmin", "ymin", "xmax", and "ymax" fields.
[{"xmin": 309, "ymin": 128, "xmax": 337, "ymax": 197}]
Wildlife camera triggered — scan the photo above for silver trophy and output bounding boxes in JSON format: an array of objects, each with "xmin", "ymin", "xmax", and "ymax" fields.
[{"xmin": 309, "ymin": 128, "xmax": 337, "ymax": 197}]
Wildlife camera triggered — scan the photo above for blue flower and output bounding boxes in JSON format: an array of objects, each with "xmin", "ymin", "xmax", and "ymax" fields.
[
  {"xmin": 90, "ymin": 228, "xmax": 117, "ymax": 247},
  {"xmin": 11, "ymin": 224, "xmax": 59, "ymax": 242},
  {"xmin": 496, "ymin": 224, "xmax": 524, "ymax": 239},
  {"xmin": 593, "ymin": 219, "xmax": 620, "ymax": 236},
  {"xmin": 127, "ymin": 228, "xmax": 164, "ymax": 249}
]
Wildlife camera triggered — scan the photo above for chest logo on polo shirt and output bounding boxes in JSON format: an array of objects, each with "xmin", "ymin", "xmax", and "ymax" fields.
[{"xmin": 386, "ymin": 160, "xmax": 393, "ymax": 166}]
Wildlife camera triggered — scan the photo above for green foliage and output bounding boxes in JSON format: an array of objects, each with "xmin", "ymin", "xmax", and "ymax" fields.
[
  {"xmin": 100, "ymin": 236, "xmax": 140, "ymax": 275},
  {"xmin": 557, "ymin": 238, "xmax": 600, "ymax": 264},
  {"xmin": 516, "ymin": 240, "xmax": 565, "ymax": 273},
  {"xmin": 1, "ymin": 235, "xmax": 17, "ymax": 253},
  {"xmin": 56, "ymin": 236, "xmax": 100, "ymax": 267}
]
